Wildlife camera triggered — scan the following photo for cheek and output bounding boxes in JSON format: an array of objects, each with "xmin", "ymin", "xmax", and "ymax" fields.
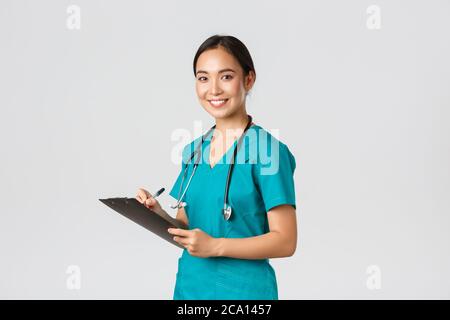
[
  {"xmin": 226, "ymin": 79, "xmax": 244, "ymax": 96},
  {"xmin": 196, "ymin": 83, "xmax": 207, "ymax": 98}
]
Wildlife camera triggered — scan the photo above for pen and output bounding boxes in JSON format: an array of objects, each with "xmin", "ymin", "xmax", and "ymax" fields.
[{"xmin": 152, "ymin": 187, "xmax": 165, "ymax": 199}]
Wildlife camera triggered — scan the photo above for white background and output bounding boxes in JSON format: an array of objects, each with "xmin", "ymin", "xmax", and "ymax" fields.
[{"xmin": 0, "ymin": 0, "xmax": 449, "ymax": 299}]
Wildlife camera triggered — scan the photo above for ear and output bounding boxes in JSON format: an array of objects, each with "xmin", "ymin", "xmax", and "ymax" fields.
[{"xmin": 244, "ymin": 70, "xmax": 256, "ymax": 92}]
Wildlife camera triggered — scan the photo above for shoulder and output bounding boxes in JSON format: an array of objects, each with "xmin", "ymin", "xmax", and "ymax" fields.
[{"xmin": 245, "ymin": 124, "xmax": 296, "ymax": 168}]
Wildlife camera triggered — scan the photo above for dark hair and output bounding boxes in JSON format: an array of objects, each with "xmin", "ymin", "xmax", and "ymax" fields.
[{"xmin": 193, "ymin": 34, "xmax": 256, "ymax": 80}]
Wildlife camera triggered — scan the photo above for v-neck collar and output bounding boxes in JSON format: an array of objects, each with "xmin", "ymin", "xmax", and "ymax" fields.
[
  {"xmin": 204, "ymin": 124, "xmax": 257, "ymax": 170},
  {"xmin": 204, "ymin": 134, "xmax": 237, "ymax": 170}
]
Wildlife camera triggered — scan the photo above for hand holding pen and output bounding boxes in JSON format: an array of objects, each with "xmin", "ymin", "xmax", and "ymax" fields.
[{"xmin": 136, "ymin": 187, "xmax": 165, "ymax": 213}]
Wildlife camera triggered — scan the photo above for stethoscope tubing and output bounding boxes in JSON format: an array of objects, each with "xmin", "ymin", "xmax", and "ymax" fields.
[{"xmin": 172, "ymin": 115, "xmax": 253, "ymax": 220}]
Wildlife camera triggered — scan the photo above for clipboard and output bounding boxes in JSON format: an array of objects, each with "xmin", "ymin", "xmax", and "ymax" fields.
[{"xmin": 99, "ymin": 197, "xmax": 187, "ymax": 249}]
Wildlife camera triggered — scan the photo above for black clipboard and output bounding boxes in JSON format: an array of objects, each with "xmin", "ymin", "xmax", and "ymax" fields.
[{"xmin": 99, "ymin": 197, "xmax": 187, "ymax": 249}]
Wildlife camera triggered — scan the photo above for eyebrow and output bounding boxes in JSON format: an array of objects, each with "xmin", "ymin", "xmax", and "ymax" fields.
[{"xmin": 196, "ymin": 68, "xmax": 236, "ymax": 76}]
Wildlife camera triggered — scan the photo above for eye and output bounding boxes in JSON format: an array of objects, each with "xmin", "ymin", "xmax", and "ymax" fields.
[
  {"xmin": 222, "ymin": 74, "xmax": 233, "ymax": 80},
  {"xmin": 197, "ymin": 76, "xmax": 207, "ymax": 81}
]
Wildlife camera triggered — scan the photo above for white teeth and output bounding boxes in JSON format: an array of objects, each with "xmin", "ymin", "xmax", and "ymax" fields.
[{"xmin": 210, "ymin": 99, "xmax": 226, "ymax": 105}]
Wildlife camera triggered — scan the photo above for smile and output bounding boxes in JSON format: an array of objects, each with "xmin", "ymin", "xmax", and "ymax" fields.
[{"xmin": 208, "ymin": 99, "xmax": 228, "ymax": 108}]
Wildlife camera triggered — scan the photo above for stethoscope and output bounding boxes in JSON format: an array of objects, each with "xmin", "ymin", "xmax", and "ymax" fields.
[{"xmin": 170, "ymin": 115, "xmax": 254, "ymax": 221}]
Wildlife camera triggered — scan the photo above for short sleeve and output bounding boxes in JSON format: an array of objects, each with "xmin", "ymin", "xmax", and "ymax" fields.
[
  {"xmin": 255, "ymin": 141, "xmax": 297, "ymax": 212},
  {"xmin": 169, "ymin": 143, "xmax": 192, "ymax": 200},
  {"xmin": 169, "ymin": 161, "xmax": 185, "ymax": 200}
]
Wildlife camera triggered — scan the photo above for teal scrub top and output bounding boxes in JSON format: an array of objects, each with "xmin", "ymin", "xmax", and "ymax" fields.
[{"xmin": 169, "ymin": 123, "xmax": 296, "ymax": 300}]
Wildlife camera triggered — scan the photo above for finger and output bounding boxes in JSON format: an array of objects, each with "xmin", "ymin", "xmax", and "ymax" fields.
[
  {"xmin": 168, "ymin": 228, "xmax": 191, "ymax": 237},
  {"xmin": 173, "ymin": 236, "xmax": 190, "ymax": 246},
  {"xmin": 143, "ymin": 188, "xmax": 152, "ymax": 198},
  {"xmin": 136, "ymin": 190, "xmax": 143, "ymax": 203},
  {"xmin": 144, "ymin": 197, "xmax": 155, "ymax": 207},
  {"xmin": 137, "ymin": 188, "xmax": 149, "ymax": 202},
  {"xmin": 136, "ymin": 194, "xmax": 144, "ymax": 203}
]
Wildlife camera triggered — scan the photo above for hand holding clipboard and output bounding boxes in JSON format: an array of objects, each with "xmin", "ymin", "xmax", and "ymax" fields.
[{"xmin": 99, "ymin": 187, "xmax": 188, "ymax": 249}]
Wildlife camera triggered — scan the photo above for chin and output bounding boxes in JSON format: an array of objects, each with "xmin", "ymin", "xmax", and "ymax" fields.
[
  {"xmin": 209, "ymin": 110, "xmax": 233, "ymax": 119},
  {"xmin": 202, "ymin": 103, "xmax": 235, "ymax": 119}
]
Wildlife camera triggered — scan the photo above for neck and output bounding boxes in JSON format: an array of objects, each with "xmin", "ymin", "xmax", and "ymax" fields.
[{"xmin": 214, "ymin": 110, "xmax": 250, "ymax": 138}]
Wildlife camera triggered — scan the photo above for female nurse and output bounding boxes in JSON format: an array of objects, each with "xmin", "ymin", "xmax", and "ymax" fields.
[{"xmin": 136, "ymin": 34, "xmax": 297, "ymax": 300}]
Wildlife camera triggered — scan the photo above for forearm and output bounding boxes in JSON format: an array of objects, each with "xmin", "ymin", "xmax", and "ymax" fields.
[{"xmin": 215, "ymin": 231, "xmax": 295, "ymax": 259}]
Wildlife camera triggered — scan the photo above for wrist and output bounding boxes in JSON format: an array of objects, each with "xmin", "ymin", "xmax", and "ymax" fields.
[{"xmin": 214, "ymin": 237, "xmax": 226, "ymax": 257}]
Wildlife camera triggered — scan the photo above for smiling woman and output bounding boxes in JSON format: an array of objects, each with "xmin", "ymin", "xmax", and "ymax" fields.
[
  {"xmin": 193, "ymin": 35, "xmax": 256, "ymax": 125},
  {"xmin": 137, "ymin": 34, "xmax": 297, "ymax": 300}
]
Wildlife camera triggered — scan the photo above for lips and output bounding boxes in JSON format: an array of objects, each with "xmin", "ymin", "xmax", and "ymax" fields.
[{"xmin": 208, "ymin": 99, "xmax": 229, "ymax": 108}]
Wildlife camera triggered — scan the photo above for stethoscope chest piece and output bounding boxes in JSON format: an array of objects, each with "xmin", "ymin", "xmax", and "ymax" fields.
[{"xmin": 223, "ymin": 205, "xmax": 232, "ymax": 221}]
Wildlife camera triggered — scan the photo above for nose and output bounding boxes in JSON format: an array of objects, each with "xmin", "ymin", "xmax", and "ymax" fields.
[{"xmin": 210, "ymin": 78, "xmax": 223, "ymax": 95}]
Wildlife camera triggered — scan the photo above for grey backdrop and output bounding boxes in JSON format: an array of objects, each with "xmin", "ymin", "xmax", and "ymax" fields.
[{"xmin": 1, "ymin": 0, "xmax": 449, "ymax": 299}]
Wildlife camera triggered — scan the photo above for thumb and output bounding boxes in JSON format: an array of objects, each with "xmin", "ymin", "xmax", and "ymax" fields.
[{"xmin": 145, "ymin": 198, "xmax": 155, "ymax": 206}]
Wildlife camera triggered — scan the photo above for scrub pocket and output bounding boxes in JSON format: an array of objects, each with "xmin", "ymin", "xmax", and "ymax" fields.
[{"xmin": 215, "ymin": 258, "xmax": 278, "ymax": 300}]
